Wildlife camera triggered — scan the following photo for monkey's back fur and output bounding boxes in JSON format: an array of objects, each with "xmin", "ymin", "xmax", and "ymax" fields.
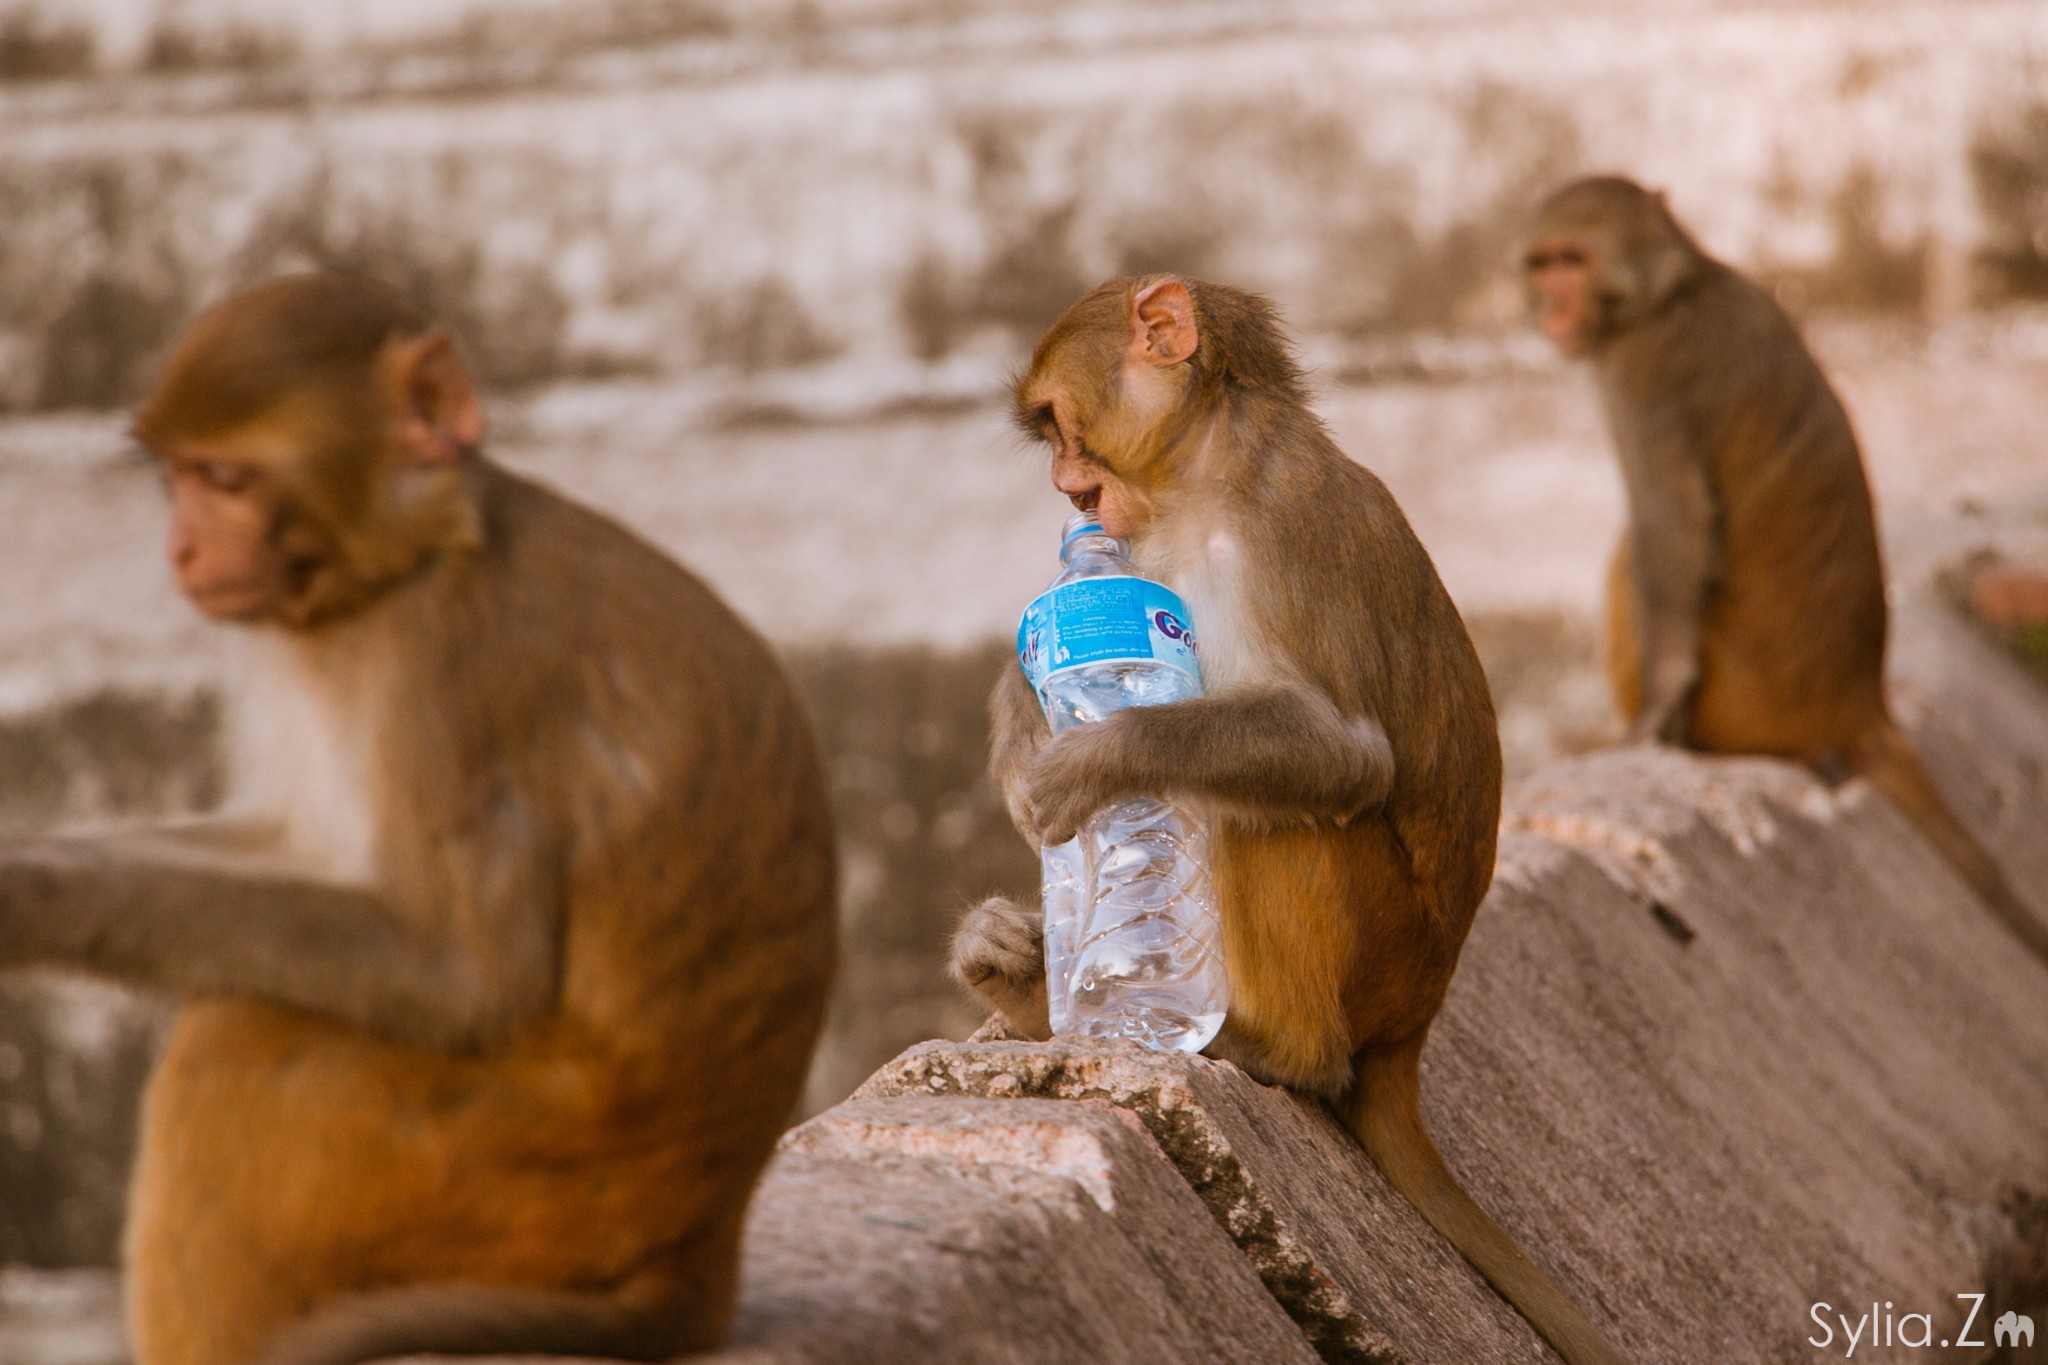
[{"xmin": 1597, "ymin": 260, "xmax": 1890, "ymax": 755}]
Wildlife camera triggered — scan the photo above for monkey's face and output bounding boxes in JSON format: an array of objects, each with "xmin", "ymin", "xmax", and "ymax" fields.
[
  {"xmin": 156, "ymin": 440, "xmax": 304, "ymax": 623},
  {"xmin": 139, "ymin": 324, "xmax": 486, "ymax": 631},
  {"xmin": 1051, "ymin": 427, "xmax": 1152, "ymax": 542},
  {"xmin": 1014, "ymin": 278, "xmax": 1198, "ymax": 540},
  {"xmin": 155, "ymin": 430, "xmax": 475, "ymax": 631},
  {"xmin": 1522, "ymin": 178, "xmax": 1705, "ymax": 355},
  {"xmin": 1524, "ymin": 238, "xmax": 1602, "ymax": 358},
  {"xmin": 1010, "ymin": 378, "xmax": 1142, "ymax": 539}
]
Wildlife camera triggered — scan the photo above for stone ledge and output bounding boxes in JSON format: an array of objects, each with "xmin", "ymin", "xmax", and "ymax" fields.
[
  {"xmin": 855, "ymin": 1040, "xmax": 1547, "ymax": 1364},
  {"xmin": 716, "ymin": 1097, "xmax": 1319, "ymax": 1365},
  {"xmin": 715, "ymin": 602, "xmax": 2048, "ymax": 1365}
]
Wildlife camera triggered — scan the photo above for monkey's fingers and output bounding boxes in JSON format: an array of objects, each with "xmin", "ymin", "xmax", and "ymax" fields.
[
  {"xmin": 1000, "ymin": 782, "xmax": 1045, "ymax": 850},
  {"xmin": 1023, "ymin": 731, "xmax": 1124, "ymax": 847},
  {"xmin": 1654, "ymin": 701, "xmax": 1696, "ymax": 746},
  {"xmin": 1620, "ymin": 716, "xmax": 1664, "ymax": 746},
  {"xmin": 1030, "ymin": 805, "xmax": 1087, "ymax": 849},
  {"xmin": 1628, "ymin": 662, "xmax": 1699, "ymax": 747},
  {"xmin": 1621, "ymin": 691, "xmax": 1681, "ymax": 745}
]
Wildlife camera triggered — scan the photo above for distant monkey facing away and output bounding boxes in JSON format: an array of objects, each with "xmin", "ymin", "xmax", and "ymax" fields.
[
  {"xmin": 1522, "ymin": 174, "xmax": 2048, "ymax": 961},
  {"xmin": 0, "ymin": 275, "xmax": 838, "ymax": 1365},
  {"xmin": 951, "ymin": 275, "xmax": 1632, "ymax": 1365}
]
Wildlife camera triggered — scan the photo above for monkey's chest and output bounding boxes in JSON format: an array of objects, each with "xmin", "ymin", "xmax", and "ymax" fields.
[{"xmin": 1138, "ymin": 534, "xmax": 1261, "ymax": 693}]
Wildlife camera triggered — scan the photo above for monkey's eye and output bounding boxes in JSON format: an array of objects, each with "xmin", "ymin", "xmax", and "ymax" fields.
[
  {"xmin": 1029, "ymin": 404, "xmax": 1057, "ymax": 442},
  {"xmin": 1554, "ymin": 247, "xmax": 1586, "ymax": 268},
  {"xmin": 189, "ymin": 461, "xmax": 258, "ymax": 494}
]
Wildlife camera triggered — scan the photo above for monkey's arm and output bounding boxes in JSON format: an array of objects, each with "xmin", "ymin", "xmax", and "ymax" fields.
[
  {"xmin": 0, "ymin": 827, "xmax": 558, "ymax": 1052},
  {"xmin": 1620, "ymin": 423, "xmax": 1720, "ymax": 743},
  {"xmin": 1021, "ymin": 684, "xmax": 1393, "ymax": 845},
  {"xmin": 989, "ymin": 665, "xmax": 1053, "ymax": 848}
]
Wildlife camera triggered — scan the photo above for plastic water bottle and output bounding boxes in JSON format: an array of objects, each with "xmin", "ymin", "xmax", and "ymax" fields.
[{"xmin": 1016, "ymin": 511, "xmax": 1229, "ymax": 1053}]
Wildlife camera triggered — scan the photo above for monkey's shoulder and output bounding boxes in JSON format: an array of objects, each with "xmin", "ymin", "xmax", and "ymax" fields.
[
  {"xmin": 1607, "ymin": 268, "xmax": 1857, "ymax": 481},
  {"xmin": 1616, "ymin": 265, "xmax": 1818, "ymax": 384},
  {"xmin": 472, "ymin": 460, "xmax": 779, "ymax": 669},
  {"xmin": 1224, "ymin": 455, "xmax": 1483, "ymax": 696},
  {"xmin": 413, "ymin": 461, "xmax": 816, "ymax": 798},
  {"xmin": 1303, "ymin": 455, "xmax": 1448, "ymax": 592}
]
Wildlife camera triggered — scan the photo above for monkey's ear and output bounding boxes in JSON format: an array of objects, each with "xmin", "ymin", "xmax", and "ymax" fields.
[
  {"xmin": 390, "ymin": 331, "xmax": 484, "ymax": 465},
  {"xmin": 1130, "ymin": 279, "xmax": 1198, "ymax": 368}
]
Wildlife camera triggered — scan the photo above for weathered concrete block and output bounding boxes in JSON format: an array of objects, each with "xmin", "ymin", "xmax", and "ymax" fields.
[
  {"xmin": 1475, "ymin": 751, "xmax": 2048, "ymax": 1360},
  {"xmin": 857, "ymin": 1040, "xmax": 1548, "ymax": 1364},
  {"xmin": 712, "ymin": 1096, "xmax": 1318, "ymax": 1365},
  {"xmin": 1891, "ymin": 595, "xmax": 2048, "ymax": 938}
]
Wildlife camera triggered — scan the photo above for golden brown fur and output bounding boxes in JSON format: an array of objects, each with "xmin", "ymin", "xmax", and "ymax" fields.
[
  {"xmin": 952, "ymin": 275, "xmax": 1629, "ymax": 1365},
  {"xmin": 0, "ymin": 275, "xmax": 838, "ymax": 1365},
  {"xmin": 1531, "ymin": 176, "xmax": 2048, "ymax": 961}
]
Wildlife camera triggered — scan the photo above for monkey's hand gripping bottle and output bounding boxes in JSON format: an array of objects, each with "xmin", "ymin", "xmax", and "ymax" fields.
[{"xmin": 1018, "ymin": 511, "xmax": 1228, "ymax": 1052}]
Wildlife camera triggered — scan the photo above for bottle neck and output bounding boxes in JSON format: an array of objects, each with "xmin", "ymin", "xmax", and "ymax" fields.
[
  {"xmin": 1061, "ymin": 530, "xmax": 1127, "ymax": 566},
  {"xmin": 1059, "ymin": 510, "xmax": 1127, "ymax": 568}
]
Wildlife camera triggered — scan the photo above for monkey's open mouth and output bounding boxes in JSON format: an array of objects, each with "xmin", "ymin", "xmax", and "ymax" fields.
[{"xmin": 1067, "ymin": 489, "xmax": 1101, "ymax": 512}]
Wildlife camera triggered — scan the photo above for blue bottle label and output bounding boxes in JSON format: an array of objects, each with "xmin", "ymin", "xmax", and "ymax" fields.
[{"xmin": 1017, "ymin": 575, "xmax": 1201, "ymax": 697}]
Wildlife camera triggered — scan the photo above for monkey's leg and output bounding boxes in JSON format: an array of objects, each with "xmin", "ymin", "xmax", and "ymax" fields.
[
  {"xmin": 1203, "ymin": 1017, "xmax": 1352, "ymax": 1097},
  {"xmin": 1616, "ymin": 438, "xmax": 1717, "ymax": 744},
  {"xmin": 250, "ymin": 1284, "xmax": 690, "ymax": 1365},
  {"xmin": 1602, "ymin": 539, "xmax": 1644, "ymax": 729},
  {"xmin": 949, "ymin": 895, "xmax": 1052, "ymax": 1040}
]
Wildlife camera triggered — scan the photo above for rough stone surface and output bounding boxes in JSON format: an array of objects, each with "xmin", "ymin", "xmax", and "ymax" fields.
[
  {"xmin": 709, "ymin": 1097, "xmax": 1319, "ymax": 1365},
  {"xmin": 857, "ymin": 1040, "xmax": 1549, "ymax": 1364},
  {"xmin": 1892, "ymin": 595, "xmax": 2048, "ymax": 927}
]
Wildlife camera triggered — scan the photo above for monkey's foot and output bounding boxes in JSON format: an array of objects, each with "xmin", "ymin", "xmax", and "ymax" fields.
[
  {"xmin": 949, "ymin": 896, "xmax": 1052, "ymax": 1041},
  {"xmin": 968, "ymin": 1014, "xmax": 1029, "ymax": 1043}
]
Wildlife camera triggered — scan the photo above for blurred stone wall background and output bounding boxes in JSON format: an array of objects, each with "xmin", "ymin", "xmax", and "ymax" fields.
[
  {"xmin": 2, "ymin": 0, "xmax": 2047, "ymax": 416},
  {"xmin": 0, "ymin": 3, "xmax": 2044, "ymax": 1337}
]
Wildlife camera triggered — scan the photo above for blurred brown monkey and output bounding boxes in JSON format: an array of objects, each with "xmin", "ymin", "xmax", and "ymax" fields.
[
  {"xmin": 952, "ymin": 275, "xmax": 1630, "ymax": 1365},
  {"xmin": 0, "ymin": 274, "xmax": 838, "ymax": 1365},
  {"xmin": 1523, "ymin": 174, "xmax": 2048, "ymax": 960}
]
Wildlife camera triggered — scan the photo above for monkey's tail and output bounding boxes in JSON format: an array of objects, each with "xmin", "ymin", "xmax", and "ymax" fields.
[
  {"xmin": 1846, "ymin": 717, "xmax": 2048, "ymax": 961},
  {"xmin": 1345, "ymin": 1041, "xmax": 1632, "ymax": 1365},
  {"xmin": 249, "ymin": 1284, "xmax": 685, "ymax": 1365}
]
